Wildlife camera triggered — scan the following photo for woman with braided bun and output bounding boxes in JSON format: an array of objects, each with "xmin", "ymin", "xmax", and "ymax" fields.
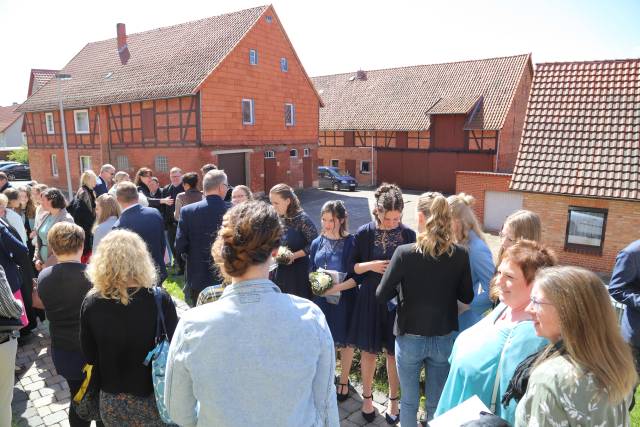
[
  {"xmin": 164, "ymin": 201, "xmax": 339, "ymax": 427},
  {"xmin": 347, "ymin": 183, "xmax": 415, "ymax": 424}
]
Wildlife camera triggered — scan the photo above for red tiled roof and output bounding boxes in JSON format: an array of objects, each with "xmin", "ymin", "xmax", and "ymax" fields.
[
  {"xmin": 19, "ymin": 6, "xmax": 269, "ymax": 112},
  {"xmin": 28, "ymin": 69, "xmax": 58, "ymax": 97},
  {"xmin": 0, "ymin": 105, "xmax": 22, "ymax": 132},
  {"xmin": 311, "ymin": 54, "xmax": 531, "ymax": 131},
  {"xmin": 510, "ymin": 59, "xmax": 640, "ymax": 201}
]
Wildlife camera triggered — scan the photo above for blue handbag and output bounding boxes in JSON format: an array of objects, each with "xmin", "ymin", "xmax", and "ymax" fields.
[{"xmin": 144, "ymin": 287, "xmax": 173, "ymax": 424}]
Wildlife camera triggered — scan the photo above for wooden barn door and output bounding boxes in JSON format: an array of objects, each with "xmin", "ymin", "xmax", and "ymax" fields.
[
  {"xmin": 303, "ymin": 157, "xmax": 313, "ymax": 188},
  {"xmin": 345, "ymin": 159, "xmax": 357, "ymax": 177},
  {"xmin": 264, "ymin": 157, "xmax": 278, "ymax": 192},
  {"xmin": 217, "ymin": 153, "xmax": 246, "ymax": 186}
]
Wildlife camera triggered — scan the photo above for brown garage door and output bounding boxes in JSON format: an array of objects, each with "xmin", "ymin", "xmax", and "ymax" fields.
[{"xmin": 217, "ymin": 153, "xmax": 246, "ymax": 186}]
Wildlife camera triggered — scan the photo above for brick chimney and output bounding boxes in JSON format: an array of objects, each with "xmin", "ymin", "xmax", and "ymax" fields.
[{"xmin": 117, "ymin": 23, "xmax": 130, "ymax": 65}]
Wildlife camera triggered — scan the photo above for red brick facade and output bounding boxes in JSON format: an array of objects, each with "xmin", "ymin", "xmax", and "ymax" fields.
[
  {"xmin": 521, "ymin": 193, "xmax": 639, "ymax": 273},
  {"xmin": 455, "ymin": 171, "xmax": 512, "ymax": 224},
  {"xmin": 24, "ymin": 6, "xmax": 320, "ymax": 193}
]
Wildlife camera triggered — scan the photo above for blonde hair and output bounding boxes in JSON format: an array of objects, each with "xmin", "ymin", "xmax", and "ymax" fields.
[
  {"xmin": 533, "ymin": 266, "xmax": 637, "ymax": 403},
  {"xmin": 85, "ymin": 229, "xmax": 158, "ymax": 305},
  {"xmin": 93, "ymin": 194, "xmax": 121, "ymax": 232},
  {"xmin": 415, "ymin": 192, "xmax": 454, "ymax": 258},
  {"xmin": 447, "ymin": 193, "xmax": 487, "ymax": 247},
  {"xmin": 0, "ymin": 194, "xmax": 8, "ymax": 208},
  {"xmin": 48, "ymin": 222, "xmax": 84, "ymax": 256},
  {"xmin": 79, "ymin": 170, "xmax": 97, "ymax": 190},
  {"xmin": 498, "ymin": 210, "xmax": 541, "ymax": 261},
  {"xmin": 113, "ymin": 171, "xmax": 130, "ymax": 184}
]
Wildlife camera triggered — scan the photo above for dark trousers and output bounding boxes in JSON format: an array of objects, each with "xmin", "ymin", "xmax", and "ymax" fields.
[
  {"xmin": 66, "ymin": 379, "xmax": 92, "ymax": 427},
  {"xmin": 186, "ymin": 287, "xmax": 202, "ymax": 308},
  {"xmin": 166, "ymin": 222, "xmax": 183, "ymax": 272}
]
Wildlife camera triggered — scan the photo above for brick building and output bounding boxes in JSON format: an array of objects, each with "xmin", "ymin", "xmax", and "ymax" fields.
[
  {"xmin": 19, "ymin": 6, "xmax": 322, "ymax": 192},
  {"xmin": 510, "ymin": 59, "xmax": 640, "ymax": 272},
  {"xmin": 311, "ymin": 54, "xmax": 533, "ymax": 193}
]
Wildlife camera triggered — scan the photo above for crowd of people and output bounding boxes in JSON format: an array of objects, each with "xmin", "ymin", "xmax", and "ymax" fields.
[{"xmin": 0, "ymin": 163, "xmax": 638, "ymax": 427}]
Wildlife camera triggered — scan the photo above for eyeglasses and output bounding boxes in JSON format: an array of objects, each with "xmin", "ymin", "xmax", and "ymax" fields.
[
  {"xmin": 499, "ymin": 232, "xmax": 515, "ymax": 243},
  {"xmin": 529, "ymin": 296, "xmax": 553, "ymax": 311}
]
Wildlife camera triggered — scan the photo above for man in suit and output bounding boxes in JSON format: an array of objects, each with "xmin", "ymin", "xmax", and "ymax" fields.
[
  {"xmin": 114, "ymin": 181, "xmax": 167, "ymax": 284},
  {"xmin": 162, "ymin": 167, "xmax": 184, "ymax": 274},
  {"xmin": 94, "ymin": 164, "xmax": 115, "ymax": 196},
  {"xmin": 176, "ymin": 169, "xmax": 229, "ymax": 306}
]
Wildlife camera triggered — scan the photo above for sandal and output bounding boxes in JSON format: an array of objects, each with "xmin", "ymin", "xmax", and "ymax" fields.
[
  {"xmin": 336, "ymin": 381, "xmax": 350, "ymax": 402},
  {"xmin": 385, "ymin": 396, "xmax": 400, "ymax": 425},
  {"xmin": 361, "ymin": 393, "xmax": 375, "ymax": 423}
]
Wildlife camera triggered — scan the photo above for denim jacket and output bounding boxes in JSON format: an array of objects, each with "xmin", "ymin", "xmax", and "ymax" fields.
[{"xmin": 164, "ymin": 279, "xmax": 339, "ymax": 427}]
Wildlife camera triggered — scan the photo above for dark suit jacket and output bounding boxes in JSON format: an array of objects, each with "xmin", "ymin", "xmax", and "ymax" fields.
[
  {"xmin": 0, "ymin": 218, "xmax": 29, "ymax": 293},
  {"xmin": 175, "ymin": 195, "xmax": 227, "ymax": 292},
  {"xmin": 113, "ymin": 204, "xmax": 167, "ymax": 284},
  {"xmin": 94, "ymin": 176, "xmax": 109, "ymax": 196}
]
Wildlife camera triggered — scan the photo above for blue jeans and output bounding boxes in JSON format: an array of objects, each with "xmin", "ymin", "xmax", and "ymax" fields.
[{"xmin": 395, "ymin": 332, "xmax": 455, "ymax": 425}]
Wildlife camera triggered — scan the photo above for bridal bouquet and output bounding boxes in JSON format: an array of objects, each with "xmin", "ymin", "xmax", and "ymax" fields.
[
  {"xmin": 275, "ymin": 246, "xmax": 294, "ymax": 264},
  {"xmin": 309, "ymin": 271, "xmax": 334, "ymax": 296}
]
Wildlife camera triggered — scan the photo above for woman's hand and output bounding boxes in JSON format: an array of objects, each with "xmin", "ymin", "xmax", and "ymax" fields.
[
  {"xmin": 367, "ymin": 260, "xmax": 389, "ymax": 275},
  {"xmin": 160, "ymin": 197, "xmax": 174, "ymax": 206},
  {"xmin": 34, "ymin": 260, "xmax": 44, "ymax": 271}
]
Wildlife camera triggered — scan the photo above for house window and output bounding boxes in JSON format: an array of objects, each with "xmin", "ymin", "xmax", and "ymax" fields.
[
  {"xmin": 249, "ymin": 49, "xmax": 258, "ymax": 65},
  {"xmin": 155, "ymin": 156, "xmax": 169, "ymax": 173},
  {"xmin": 290, "ymin": 149, "xmax": 298, "ymax": 158},
  {"xmin": 360, "ymin": 160, "xmax": 371, "ymax": 174},
  {"xmin": 331, "ymin": 159, "xmax": 339, "ymax": 168},
  {"xmin": 242, "ymin": 99, "xmax": 254, "ymax": 125},
  {"xmin": 79, "ymin": 156, "xmax": 92, "ymax": 173},
  {"xmin": 280, "ymin": 58, "xmax": 288, "ymax": 72},
  {"xmin": 285, "ymin": 103, "xmax": 295, "ymax": 126},
  {"xmin": 265, "ymin": 15, "xmax": 273, "ymax": 23},
  {"xmin": 564, "ymin": 206, "xmax": 608, "ymax": 255},
  {"xmin": 141, "ymin": 108, "xmax": 156, "ymax": 139},
  {"xmin": 45, "ymin": 113, "xmax": 55, "ymax": 134},
  {"xmin": 303, "ymin": 148, "xmax": 310, "ymax": 157},
  {"xmin": 51, "ymin": 154, "xmax": 58, "ymax": 177},
  {"xmin": 264, "ymin": 150, "xmax": 275, "ymax": 159},
  {"xmin": 74, "ymin": 110, "xmax": 90, "ymax": 134},
  {"xmin": 117, "ymin": 155, "xmax": 129, "ymax": 170}
]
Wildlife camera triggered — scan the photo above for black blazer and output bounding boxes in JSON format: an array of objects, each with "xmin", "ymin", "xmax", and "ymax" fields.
[
  {"xmin": 376, "ymin": 243, "xmax": 474, "ymax": 337},
  {"xmin": 113, "ymin": 205, "xmax": 167, "ymax": 284}
]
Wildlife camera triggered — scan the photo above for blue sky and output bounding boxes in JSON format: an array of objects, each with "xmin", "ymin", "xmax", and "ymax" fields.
[{"xmin": 1, "ymin": 0, "xmax": 638, "ymax": 106}]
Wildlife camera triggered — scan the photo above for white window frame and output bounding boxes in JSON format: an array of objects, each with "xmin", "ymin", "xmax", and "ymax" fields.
[
  {"xmin": 264, "ymin": 150, "xmax": 275, "ymax": 159},
  {"xmin": 330, "ymin": 159, "xmax": 339, "ymax": 168},
  {"xmin": 51, "ymin": 154, "xmax": 58, "ymax": 177},
  {"xmin": 116, "ymin": 155, "xmax": 129, "ymax": 170},
  {"xmin": 303, "ymin": 148, "xmax": 310, "ymax": 157},
  {"xmin": 74, "ymin": 110, "xmax": 90, "ymax": 134},
  {"xmin": 249, "ymin": 49, "xmax": 258, "ymax": 65},
  {"xmin": 79, "ymin": 156, "xmax": 92, "ymax": 173},
  {"xmin": 242, "ymin": 99, "xmax": 255, "ymax": 125},
  {"xmin": 285, "ymin": 103, "xmax": 295, "ymax": 127},
  {"xmin": 360, "ymin": 160, "xmax": 371, "ymax": 174},
  {"xmin": 280, "ymin": 57, "xmax": 288, "ymax": 72},
  {"xmin": 45, "ymin": 112, "xmax": 55, "ymax": 134},
  {"xmin": 290, "ymin": 149, "xmax": 298, "ymax": 158},
  {"xmin": 155, "ymin": 155, "xmax": 169, "ymax": 173}
]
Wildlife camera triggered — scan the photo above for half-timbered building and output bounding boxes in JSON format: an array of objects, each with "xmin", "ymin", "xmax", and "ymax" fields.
[
  {"xmin": 19, "ymin": 5, "xmax": 322, "ymax": 192},
  {"xmin": 312, "ymin": 54, "xmax": 533, "ymax": 193}
]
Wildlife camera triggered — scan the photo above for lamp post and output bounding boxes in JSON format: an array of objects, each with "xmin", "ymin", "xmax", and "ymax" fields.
[{"xmin": 55, "ymin": 73, "xmax": 73, "ymax": 199}]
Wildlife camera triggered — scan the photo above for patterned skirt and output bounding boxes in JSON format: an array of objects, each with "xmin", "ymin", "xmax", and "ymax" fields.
[{"xmin": 99, "ymin": 391, "xmax": 165, "ymax": 427}]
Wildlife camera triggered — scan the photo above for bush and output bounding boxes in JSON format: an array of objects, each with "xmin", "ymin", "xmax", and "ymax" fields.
[{"xmin": 7, "ymin": 145, "xmax": 28, "ymax": 164}]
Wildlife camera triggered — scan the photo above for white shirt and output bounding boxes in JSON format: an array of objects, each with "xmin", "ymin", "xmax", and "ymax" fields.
[{"xmin": 5, "ymin": 209, "xmax": 27, "ymax": 245}]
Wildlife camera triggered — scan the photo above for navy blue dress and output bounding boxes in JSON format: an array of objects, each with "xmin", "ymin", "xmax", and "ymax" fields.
[
  {"xmin": 310, "ymin": 234, "xmax": 357, "ymax": 347},
  {"xmin": 274, "ymin": 211, "xmax": 318, "ymax": 300},
  {"xmin": 346, "ymin": 222, "xmax": 416, "ymax": 355}
]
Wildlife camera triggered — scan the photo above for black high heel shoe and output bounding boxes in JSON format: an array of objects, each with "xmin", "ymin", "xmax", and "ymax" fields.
[
  {"xmin": 337, "ymin": 381, "xmax": 350, "ymax": 402},
  {"xmin": 361, "ymin": 393, "xmax": 375, "ymax": 423},
  {"xmin": 384, "ymin": 395, "xmax": 400, "ymax": 425}
]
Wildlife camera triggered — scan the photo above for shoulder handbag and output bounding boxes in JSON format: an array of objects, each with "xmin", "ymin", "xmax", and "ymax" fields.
[
  {"xmin": 143, "ymin": 287, "xmax": 174, "ymax": 424},
  {"xmin": 72, "ymin": 364, "xmax": 101, "ymax": 422}
]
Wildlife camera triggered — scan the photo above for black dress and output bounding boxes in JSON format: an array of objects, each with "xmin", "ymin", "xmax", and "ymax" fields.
[
  {"xmin": 273, "ymin": 211, "xmax": 318, "ymax": 300},
  {"xmin": 346, "ymin": 222, "xmax": 416, "ymax": 355}
]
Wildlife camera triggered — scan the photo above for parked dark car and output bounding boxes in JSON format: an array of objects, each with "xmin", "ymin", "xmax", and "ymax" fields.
[
  {"xmin": 318, "ymin": 166, "xmax": 357, "ymax": 191},
  {"xmin": 0, "ymin": 162, "xmax": 31, "ymax": 180}
]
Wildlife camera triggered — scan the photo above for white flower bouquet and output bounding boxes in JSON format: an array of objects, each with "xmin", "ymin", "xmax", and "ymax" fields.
[
  {"xmin": 275, "ymin": 246, "xmax": 294, "ymax": 265},
  {"xmin": 309, "ymin": 271, "xmax": 334, "ymax": 296}
]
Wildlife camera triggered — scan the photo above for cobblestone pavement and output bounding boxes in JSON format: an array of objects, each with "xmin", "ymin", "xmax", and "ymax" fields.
[{"xmin": 11, "ymin": 298, "xmax": 393, "ymax": 426}]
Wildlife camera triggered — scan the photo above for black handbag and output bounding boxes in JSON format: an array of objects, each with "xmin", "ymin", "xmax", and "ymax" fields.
[{"xmin": 71, "ymin": 364, "xmax": 101, "ymax": 422}]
